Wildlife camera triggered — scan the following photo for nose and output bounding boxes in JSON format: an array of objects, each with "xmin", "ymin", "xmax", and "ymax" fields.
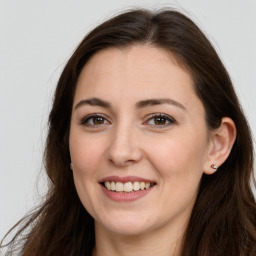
[{"xmin": 107, "ymin": 123, "xmax": 143, "ymax": 167}]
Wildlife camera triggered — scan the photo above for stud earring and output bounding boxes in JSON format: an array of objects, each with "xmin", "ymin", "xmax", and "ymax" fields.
[
  {"xmin": 210, "ymin": 164, "xmax": 218, "ymax": 169},
  {"xmin": 70, "ymin": 163, "xmax": 73, "ymax": 170}
]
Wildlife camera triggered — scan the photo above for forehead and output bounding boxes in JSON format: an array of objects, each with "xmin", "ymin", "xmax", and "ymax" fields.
[
  {"xmin": 75, "ymin": 45, "xmax": 202, "ymax": 113},
  {"xmin": 78, "ymin": 45, "xmax": 190, "ymax": 83}
]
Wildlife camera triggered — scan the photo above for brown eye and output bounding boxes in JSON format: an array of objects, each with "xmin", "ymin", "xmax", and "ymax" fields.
[
  {"xmin": 81, "ymin": 115, "xmax": 110, "ymax": 126},
  {"xmin": 154, "ymin": 116, "xmax": 167, "ymax": 125},
  {"xmin": 92, "ymin": 116, "xmax": 105, "ymax": 125},
  {"xmin": 146, "ymin": 114, "xmax": 176, "ymax": 127}
]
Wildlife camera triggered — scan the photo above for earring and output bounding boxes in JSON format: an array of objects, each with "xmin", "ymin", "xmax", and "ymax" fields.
[
  {"xmin": 210, "ymin": 164, "xmax": 218, "ymax": 169},
  {"xmin": 70, "ymin": 163, "xmax": 73, "ymax": 170}
]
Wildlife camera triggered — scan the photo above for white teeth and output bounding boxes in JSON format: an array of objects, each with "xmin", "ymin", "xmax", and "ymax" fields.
[
  {"xmin": 140, "ymin": 182, "xmax": 145, "ymax": 190},
  {"xmin": 115, "ymin": 182, "xmax": 123, "ymax": 192},
  {"xmin": 145, "ymin": 182, "xmax": 150, "ymax": 189},
  {"xmin": 105, "ymin": 181, "xmax": 111, "ymax": 190},
  {"xmin": 133, "ymin": 181, "xmax": 140, "ymax": 191},
  {"xmin": 104, "ymin": 181, "xmax": 153, "ymax": 192},
  {"xmin": 110, "ymin": 181, "xmax": 116, "ymax": 191},
  {"xmin": 123, "ymin": 182, "xmax": 133, "ymax": 192}
]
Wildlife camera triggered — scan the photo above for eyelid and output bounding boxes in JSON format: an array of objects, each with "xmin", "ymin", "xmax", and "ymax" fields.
[
  {"xmin": 79, "ymin": 113, "xmax": 176, "ymax": 128},
  {"xmin": 143, "ymin": 113, "xmax": 177, "ymax": 127},
  {"xmin": 80, "ymin": 113, "xmax": 111, "ymax": 126}
]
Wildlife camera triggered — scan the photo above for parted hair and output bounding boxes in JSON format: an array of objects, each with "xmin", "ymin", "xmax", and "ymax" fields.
[{"xmin": 1, "ymin": 8, "xmax": 256, "ymax": 256}]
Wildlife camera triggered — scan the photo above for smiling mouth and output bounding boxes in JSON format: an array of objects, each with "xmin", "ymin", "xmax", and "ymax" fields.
[{"xmin": 102, "ymin": 181, "xmax": 156, "ymax": 193}]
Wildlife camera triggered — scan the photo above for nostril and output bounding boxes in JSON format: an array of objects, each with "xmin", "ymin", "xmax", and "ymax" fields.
[{"xmin": 108, "ymin": 157, "xmax": 136, "ymax": 167}]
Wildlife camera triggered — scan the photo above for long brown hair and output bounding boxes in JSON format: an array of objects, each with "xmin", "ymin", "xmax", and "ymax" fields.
[{"xmin": 1, "ymin": 8, "xmax": 256, "ymax": 256}]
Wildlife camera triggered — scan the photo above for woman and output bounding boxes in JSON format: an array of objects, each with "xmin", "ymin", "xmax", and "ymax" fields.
[{"xmin": 1, "ymin": 8, "xmax": 256, "ymax": 256}]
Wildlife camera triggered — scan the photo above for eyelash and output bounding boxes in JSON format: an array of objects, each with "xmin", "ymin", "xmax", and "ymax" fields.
[
  {"xmin": 80, "ymin": 113, "xmax": 176, "ymax": 128},
  {"xmin": 80, "ymin": 114, "xmax": 110, "ymax": 126},
  {"xmin": 144, "ymin": 113, "xmax": 176, "ymax": 127}
]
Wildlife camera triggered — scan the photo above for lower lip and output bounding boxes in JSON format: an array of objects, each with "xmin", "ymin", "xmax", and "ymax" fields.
[{"xmin": 101, "ymin": 185, "xmax": 154, "ymax": 202}]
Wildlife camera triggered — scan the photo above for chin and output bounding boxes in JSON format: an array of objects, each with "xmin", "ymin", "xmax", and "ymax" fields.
[
  {"xmin": 104, "ymin": 223, "xmax": 152, "ymax": 236},
  {"xmin": 95, "ymin": 212, "xmax": 156, "ymax": 236}
]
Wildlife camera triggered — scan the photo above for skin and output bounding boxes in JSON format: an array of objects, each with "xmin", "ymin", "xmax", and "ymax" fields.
[{"xmin": 69, "ymin": 45, "xmax": 236, "ymax": 256}]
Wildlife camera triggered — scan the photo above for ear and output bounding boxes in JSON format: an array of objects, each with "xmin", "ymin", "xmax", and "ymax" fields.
[{"xmin": 203, "ymin": 117, "xmax": 237, "ymax": 175}]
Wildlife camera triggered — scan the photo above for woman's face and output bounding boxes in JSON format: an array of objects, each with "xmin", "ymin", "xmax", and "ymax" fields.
[{"xmin": 69, "ymin": 46, "xmax": 212, "ymax": 236}]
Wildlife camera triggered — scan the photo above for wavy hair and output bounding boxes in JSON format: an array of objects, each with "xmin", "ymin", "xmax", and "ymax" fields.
[{"xmin": 1, "ymin": 8, "xmax": 256, "ymax": 256}]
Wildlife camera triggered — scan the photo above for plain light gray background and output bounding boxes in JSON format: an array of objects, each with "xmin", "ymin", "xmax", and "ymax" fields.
[{"xmin": 0, "ymin": 0, "xmax": 255, "ymax": 240}]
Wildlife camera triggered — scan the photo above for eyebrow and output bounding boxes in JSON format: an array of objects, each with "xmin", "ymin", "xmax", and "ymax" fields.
[
  {"xmin": 74, "ymin": 97, "xmax": 186, "ymax": 111},
  {"xmin": 74, "ymin": 98, "xmax": 111, "ymax": 109},
  {"xmin": 136, "ymin": 98, "xmax": 187, "ymax": 111}
]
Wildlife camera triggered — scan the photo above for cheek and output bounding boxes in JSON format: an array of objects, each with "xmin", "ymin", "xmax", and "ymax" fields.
[
  {"xmin": 69, "ymin": 135, "xmax": 105, "ymax": 176},
  {"xmin": 146, "ymin": 131, "xmax": 208, "ymax": 185},
  {"xmin": 69, "ymin": 135, "xmax": 105, "ymax": 215}
]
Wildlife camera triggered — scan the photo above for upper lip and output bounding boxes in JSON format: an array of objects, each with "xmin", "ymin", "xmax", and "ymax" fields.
[{"xmin": 99, "ymin": 176, "xmax": 156, "ymax": 184}]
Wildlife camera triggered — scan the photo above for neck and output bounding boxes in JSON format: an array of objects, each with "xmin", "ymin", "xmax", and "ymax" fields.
[{"xmin": 92, "ymin": 223, "xmax": 184, "ymax": 256}]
